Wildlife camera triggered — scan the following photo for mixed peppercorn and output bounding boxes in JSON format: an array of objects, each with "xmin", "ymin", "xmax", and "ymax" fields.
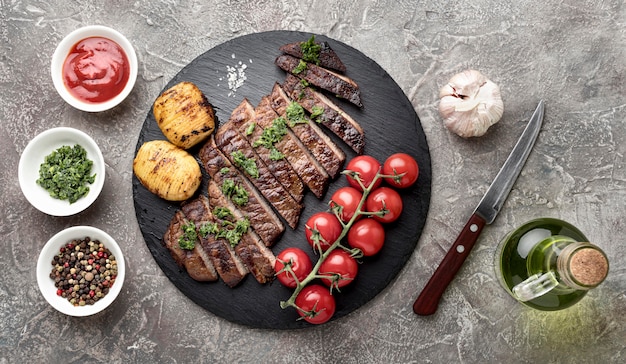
[{"xmin": 49, "ymin": 237, "xmax": 118, "ymax": 306}]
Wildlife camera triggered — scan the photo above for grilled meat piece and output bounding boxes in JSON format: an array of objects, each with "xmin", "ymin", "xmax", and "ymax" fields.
[
  {"xmin": 275, "ymin": 54, "xmax": 362, "ymax": 108},
  {"xmin": 182, "ymin": 196, "xmax": 248, "ymax": 287},
  {"xmin": 199, "ymin": 136, "xmax": 285, "ymax": 246},
  {"xmin": 229, "ymin": 97, "xmax": 305, "ymax": 204},
  {"xmin": 282, "ymin": 74, "xmax": 365, "ymax": 154},
  {"xmin": 270, "ymin": 83, "xmax": 346, "ymax": 179},
  {"xmin": 163, "ymin": 211, "xmax": 218, "ymax": 282},
  {"xmin": 251, "ymin": 94, "xmax": 330, "ymax": 198},
  {"xmin": 207, "ymin": 180, "xmax": 276, "ymax": 284},
  {"xmin": 214, "ymin": 125, "xmax": 303, "ymax": 229},
  {"xmin": 279, "ymin": 40, "xmax": 347, "ymax": 73}
]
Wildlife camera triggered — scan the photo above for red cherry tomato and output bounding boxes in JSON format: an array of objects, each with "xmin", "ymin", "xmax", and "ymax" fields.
[
  {"xmin": 274, "ymin": 248, "xmax": 313, "ymax": 288},
  {"xmin": 329, "ymin": 186, "xmax": 363, "ymax": 223},
  {"xmin": 319, "ymin": 249, "xmax": 359, "ymax": 288},
  {"xmin": 345, "ymin": 155, "xmax": 382, "ymax": 192},
  {"xmin": 383, "ymin": 153, "xmax": 419, "ymax": 188},
  {"xmin": 305, "ymin": 212, "xmax": 342, "ymax": 251},
  {"xmin": 295, "ymin": 284, "xmax": 336, "ymax": 324},
  {"xmin": 366, "ymin": 187, "xmax": 403, "ymax": 223},
  {"xmin": 347, "ymin": 218, "xmax": 385, "ymax": 256}
]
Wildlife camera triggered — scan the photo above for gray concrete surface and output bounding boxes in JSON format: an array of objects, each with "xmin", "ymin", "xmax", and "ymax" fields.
[{"xmin": 2, "ymin": 1, "xmax": 625, "ymax": 363}]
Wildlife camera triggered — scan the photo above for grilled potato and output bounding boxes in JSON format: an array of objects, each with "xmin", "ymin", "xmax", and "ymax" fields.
[
  {"xmin": 133, "ymin": 140, "xmax": 202, "ymax": 201},
  {"xmin": 153, "ymin": 81, "xmax": 216, "ymax": 149}
]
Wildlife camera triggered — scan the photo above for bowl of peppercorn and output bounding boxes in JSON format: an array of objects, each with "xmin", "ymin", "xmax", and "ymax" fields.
[
  {"xmin": 37, "ymin": 226, "xmax": 126, "ymax": 317},
  {"xmin": 18, "ymin": 127, "xmax": 105, "ymax": 216}
]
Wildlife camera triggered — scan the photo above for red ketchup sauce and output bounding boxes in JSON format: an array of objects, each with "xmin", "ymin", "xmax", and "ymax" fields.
[{"xmin": 62, "ymin": 37, "xmax": 130, "ymax": 104}]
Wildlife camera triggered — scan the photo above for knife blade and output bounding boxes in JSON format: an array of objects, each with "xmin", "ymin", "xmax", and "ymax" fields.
[{"xmin": 413, "ymin": 100, "xmax": 545, "ymax": 316}]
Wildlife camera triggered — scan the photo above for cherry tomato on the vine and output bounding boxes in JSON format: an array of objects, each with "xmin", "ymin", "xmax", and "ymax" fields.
[
  {"xmin": 329, "ymin": 186, "xmax": 363, "ymax": 223},
  {"xmin": 383, "ymin": 153, "xmax": 419, "ymax": 188},
  {"xmin": 319, "ymin": 249, "xmax": 359, "ymax": 289},
  {"xmin": 347, "ymin": 218, "xmax": 385, "ymax": 256},
  {"xmin": 305, "ymin": 212, "xmax": 342, "ymax": 252},
  {"xmin": 366, "ymin": 187, "xmax": 403, "ymax": 223},
  {"xmin": 295, "ymin": 284, "xmax": 336, "ymax": 324},
  {"xmin": 274, "ymin": 248, "xmax": 313, "ymax": 288},
  {"xmin": 345, "ymin": 155, "xmax": 382, "ymax": 192}
]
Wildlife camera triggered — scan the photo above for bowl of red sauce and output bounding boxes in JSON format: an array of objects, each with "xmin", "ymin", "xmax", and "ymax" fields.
[{"xmin": 51, "ymin": 25, "xmax": 138, "ymax": 112}]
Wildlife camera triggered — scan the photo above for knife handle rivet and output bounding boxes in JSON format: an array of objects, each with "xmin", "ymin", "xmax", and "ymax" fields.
[
  {"xmin": 470, "ymin": 224, "xmax": 479, "ymax": 233},
  {"xmin": 457, "ymin": 245, "xmax": 465, "ymax": 253}
]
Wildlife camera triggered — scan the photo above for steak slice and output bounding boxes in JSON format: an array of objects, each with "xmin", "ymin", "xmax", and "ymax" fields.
[
  {"xmin": 181, "ymin": 196, "xmax": 248, "ymax": 287},
  {"xmin": 282, "ymin": 74, "xmax": 364, "ymax": 154},
  {"xmin": 207, "ymin": 180, "xmax": 276, "ymax": 284},
  {"xmin": 229, "ymin": 97, "xmax": 305, "ymax": 204},
  {"xmin": 252, "ymin": 95, "xmax": 330, "ymax": 198},
  {"xmin": 275, "ymin": 54, "xmax": 362, "ymax": 108},
  {"xmin": 199, "ymin": 136, "xmax": 285, "ymax": 246},
  {"xmin": 279, "ymin": 39, "xmax": 347, "ymax": 73},
  {"xmin": 214, "ymin": 124, "xmax": 303, "ymax": 229},
  {"xmin": 163, "ymin": 210, "xmax": 218, "ymax": 282},
  {"xmin": 270, "ymin": 83, "xmax": 346, "ymax": 179}
]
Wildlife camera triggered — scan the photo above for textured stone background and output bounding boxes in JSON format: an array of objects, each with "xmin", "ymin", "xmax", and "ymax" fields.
[{"xmin": 1, "ymin": 1, "xmax": 625, "ymax": 363}]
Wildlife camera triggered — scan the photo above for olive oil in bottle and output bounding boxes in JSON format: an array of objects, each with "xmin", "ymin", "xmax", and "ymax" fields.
[{"xmin": 495, "ymin": 218, "xmax": 609, "ymax": 311}]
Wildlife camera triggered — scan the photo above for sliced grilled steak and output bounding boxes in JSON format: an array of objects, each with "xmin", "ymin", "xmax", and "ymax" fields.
[
  {"xmin": 207, "ymin": 180, "xmax": 276, "ymax": 284},
  {"xmin": 275, "ymin": 54, "xmax": 362, "ymax": 108},
  {"xmin": 229, "ymin": 97, "xmax": 305, "ymax": 204},
  {"xmin": 163, "ymin": 210, "xmax": 218, "ymax": 282},
  {"xmin": 199, "ymin": 136, "xmax": 285, "ymax": 246},
  {"xmin": 214, "ymin": 124, "xmax": 303, "ymax": 229},
  {"xmin": 270, "ymin": 83, "xmax": 346, "ymax": 179},
  {"xmin": 251, "ymin": 95, "xmax": 330, "ymax": 198},
  {"xmin": 279, "ymin": 40, "xmax": 347, "ymax": 73},
  {"xmin": 282, "ymin": 74, "xmax": 364, "ymax": 154},
  {"xmin": 181, "ymin": 196, "xmax": 248, "ymax": 287}
]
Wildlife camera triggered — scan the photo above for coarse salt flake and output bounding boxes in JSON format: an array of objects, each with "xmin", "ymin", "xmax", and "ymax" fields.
[{"xmin": 226, "ymin": 55, "xmax": 249, "ymax": 97}]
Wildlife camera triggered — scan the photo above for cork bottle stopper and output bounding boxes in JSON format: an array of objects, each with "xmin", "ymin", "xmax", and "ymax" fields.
[{"xmin": 568, "ymin": 247, "xmax": 609, "ymax": 287}]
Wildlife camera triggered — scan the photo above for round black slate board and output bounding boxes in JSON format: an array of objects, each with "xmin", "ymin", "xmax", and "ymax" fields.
[{"xmin": 133, "ymin": 30, "xmax": 431, "ymax": 329}]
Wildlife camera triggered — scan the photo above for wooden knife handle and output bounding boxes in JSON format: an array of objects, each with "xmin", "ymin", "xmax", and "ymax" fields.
[{"xmin": 413, "ymin": 213, "xmax": 487, "ymax": 316}]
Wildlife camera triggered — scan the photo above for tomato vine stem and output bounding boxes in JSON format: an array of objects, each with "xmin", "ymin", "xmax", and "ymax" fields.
[{"xmin": 279, "ymin": 169, "xmax": 395, "ymax": 316}]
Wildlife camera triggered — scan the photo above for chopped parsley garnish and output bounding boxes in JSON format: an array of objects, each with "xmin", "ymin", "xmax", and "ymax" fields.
[
  {"xmin": 219, "ymin": 217, "xmax": 250, "ymax": 247},
  {"xmin": 36, "ymin": 144, "xmax": 96, "ymax": 204},
  {"xmin": 199, "ymin": 214, "xmax": 251, "ymax": 248},
  {"xmin": 253, "ymin": 117, "xmax": 288, "ymax": 160},
  {"xmin": 293, "ymin": 60, "xmax": 308, "ymax": 74},
  {"xmin": 269, "ymin": 147, "xmax": 285, "ymax": 161},
  {"xmin": 213, "ymin": 206, "xmax": 234, "ymax": 220},
  {"xmin": 178, "ymin": 221, "xmax": 197, "ymax": 250},
  {"xmin": 232, "ymin": 151, "xmax": 259, "ymax": 178},
  {"xmin": 222, "ymin": 179, "xmax": 249, "ymax": 206},
  {"xmin": 245, "ymin": 122, "xmax": 256, "ymax": 136},
  {"xmin": 296, "ymin": 80, "xmax": 311, "ymax": 100},
  {"xmin": 310, "ymin": 105, "xmax": 324, "ymax": 122},
  {"xmin": 300, "ymin": 36, "xmax": 322, "ymax": 65},
  {"xmin": 220, "ymin": 167, "xmax": 230, "ymax": 175},
  {"xmin": 199, "ymin": 221, "xmax": 220, "ymax": 238},
  {"xmin": 285, "ymin": 102, "xmax": 309, "ymax": 127}
]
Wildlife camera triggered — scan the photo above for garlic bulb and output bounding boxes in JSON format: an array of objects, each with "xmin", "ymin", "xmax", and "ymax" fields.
[{"xmin": 438, "ymin": 70, "xmax": 504, "ymax": 138}]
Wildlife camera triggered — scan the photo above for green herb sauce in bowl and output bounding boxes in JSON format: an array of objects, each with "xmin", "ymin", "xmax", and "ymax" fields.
[{"xmin": 19, "ymin": 127, "xmax": 105, "ymax": 216}]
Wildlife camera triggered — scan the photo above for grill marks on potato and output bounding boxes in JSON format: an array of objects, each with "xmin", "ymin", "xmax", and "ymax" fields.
[
  {"xmin": 153, "ymin": 82, "xmax": 216, "ymax": 149},
  {"xmin": 133, "ymin": 140, "xmax": 202, "ymax": 201}
]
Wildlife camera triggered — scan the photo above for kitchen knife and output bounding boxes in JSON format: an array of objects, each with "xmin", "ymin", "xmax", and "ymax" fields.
[{"xmin": 413, "ymin": 100, "xmax": 545, "ymax": 316}]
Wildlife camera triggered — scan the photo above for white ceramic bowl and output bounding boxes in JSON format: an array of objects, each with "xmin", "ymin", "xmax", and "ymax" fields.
[
  {"xmin": 37, "ymin": 226, "xmax": 126, "ymax": 317},
  {"xmin": 51, "ymin": 25, "xmax": 138, "ymax": 112},
  {"xmin": 18, "ymin": 127, "xmax": 105, "ymax": 216}
]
